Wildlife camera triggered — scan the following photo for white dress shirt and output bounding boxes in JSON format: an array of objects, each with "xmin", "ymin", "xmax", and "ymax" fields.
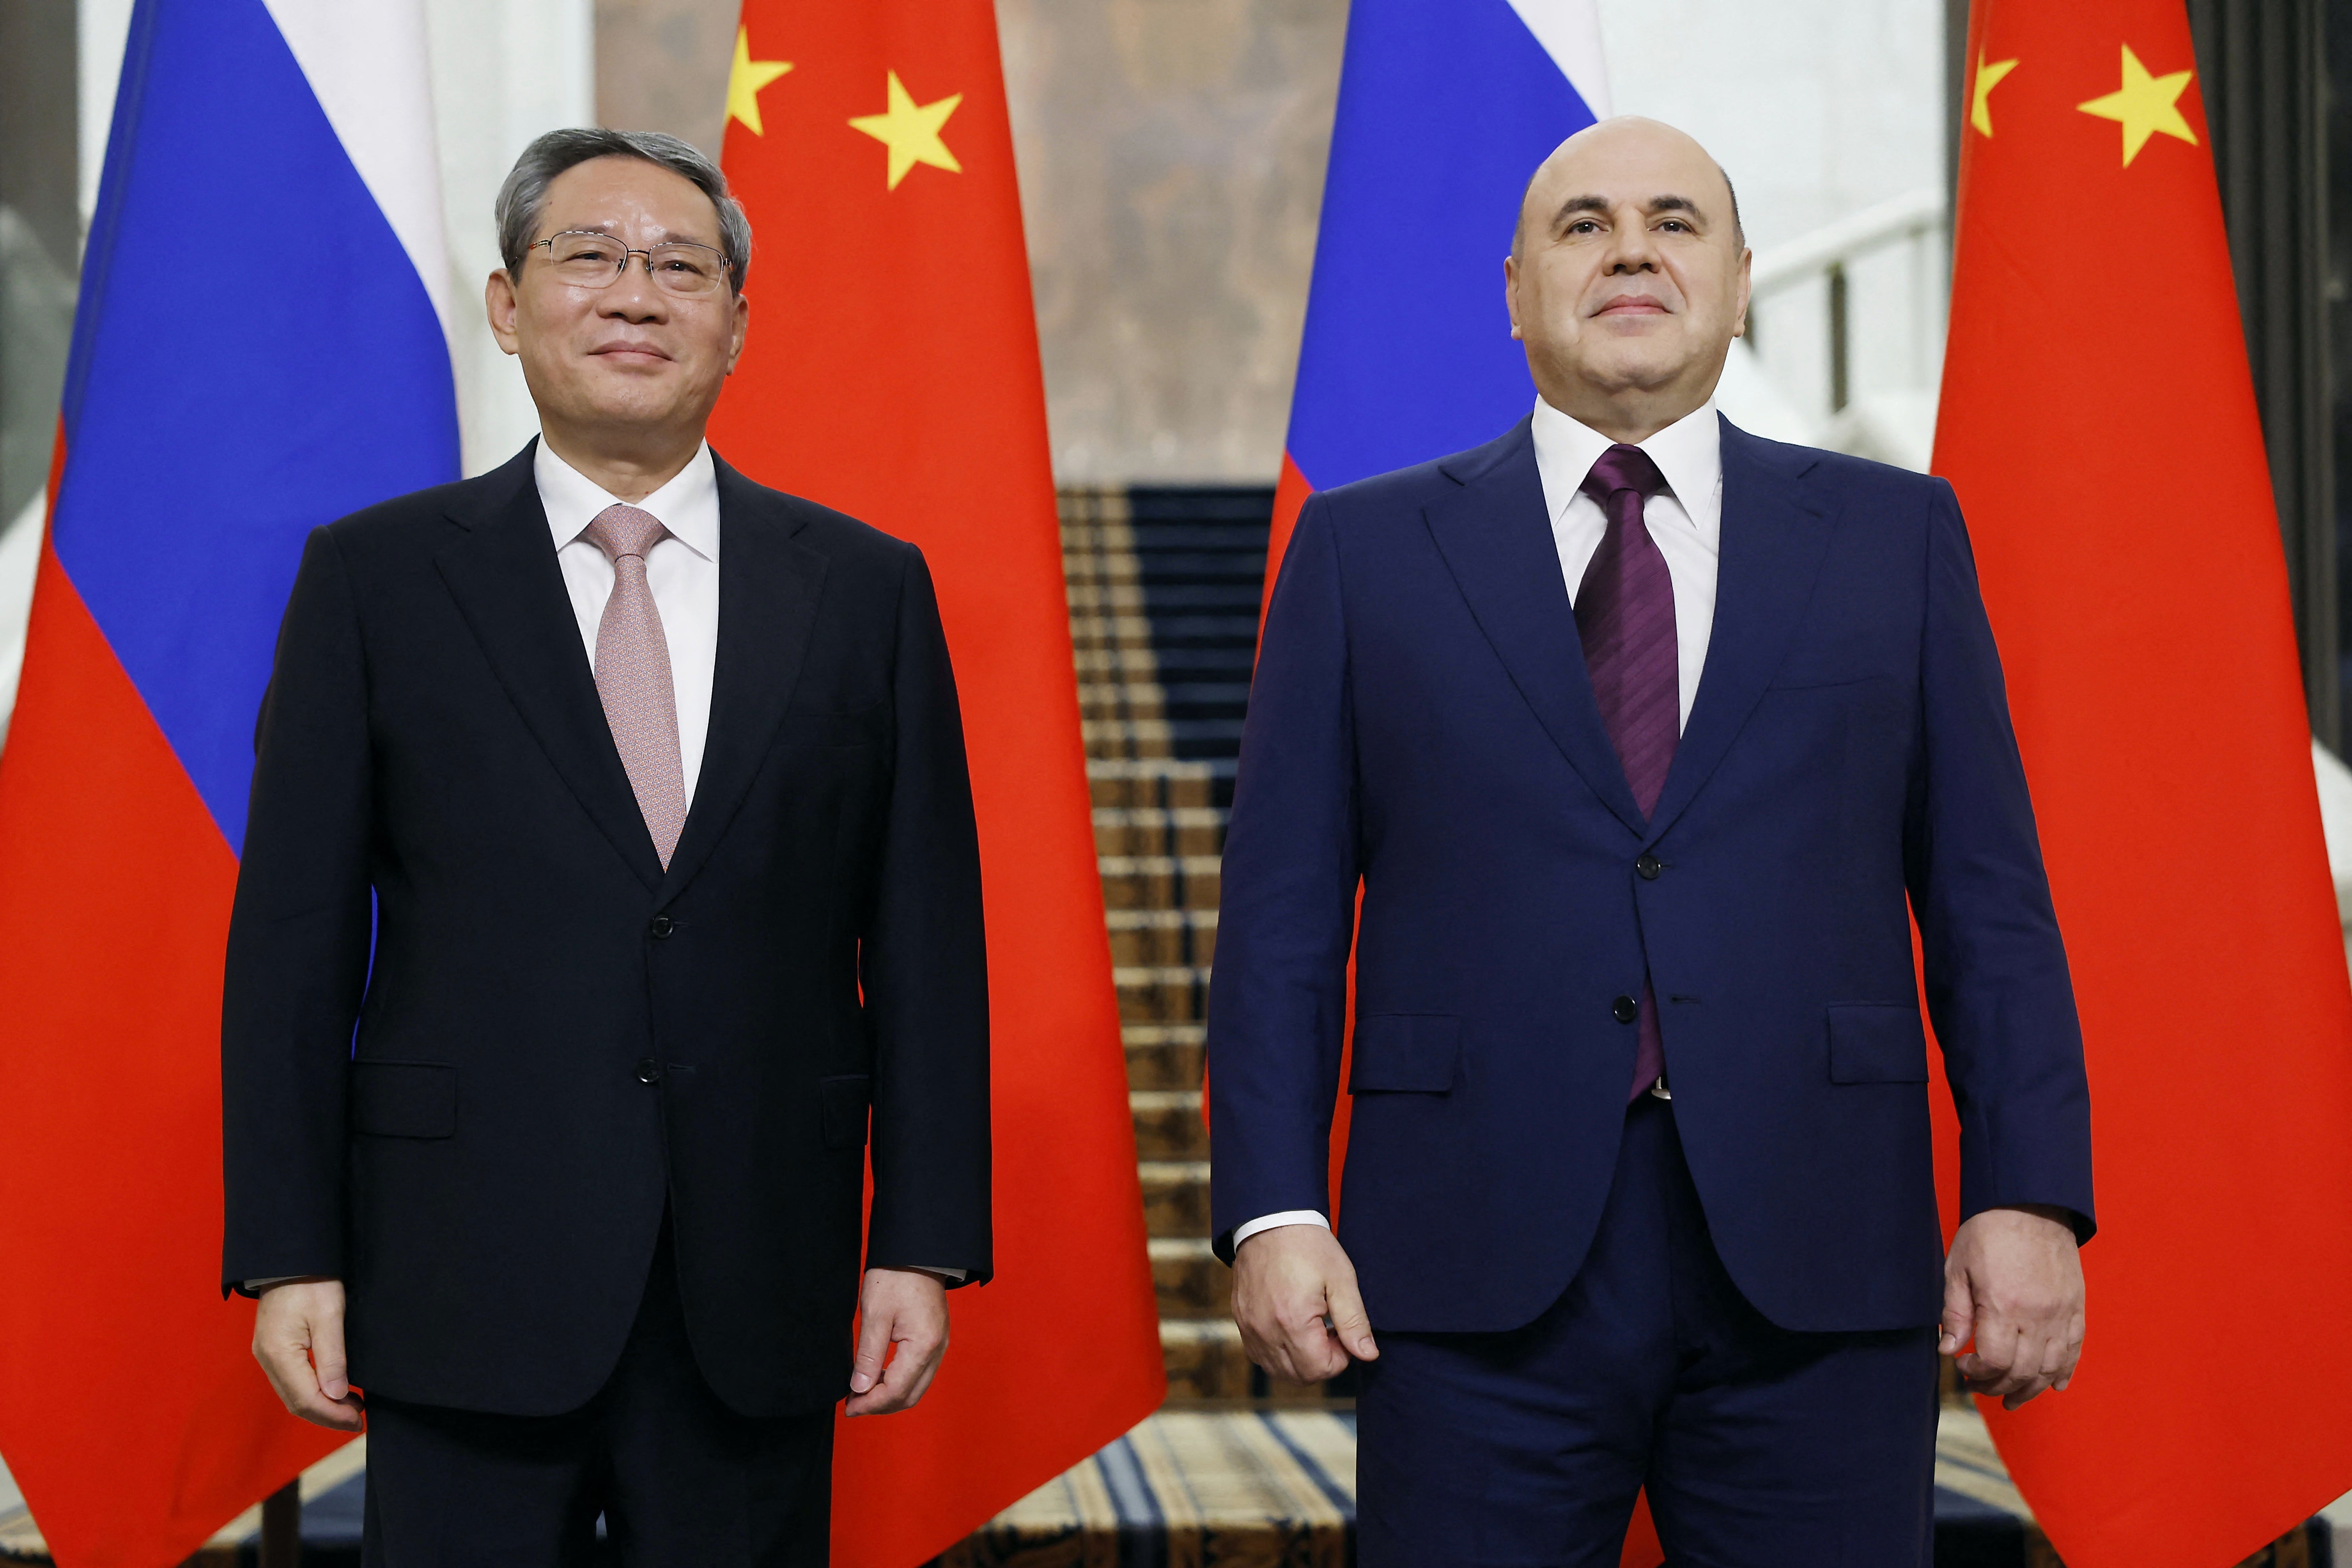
[
  {"xmin": 1230, "ymin": 397, "xmax": 1726, "ymax": 1253},
  {"xmin": 537, "ymin": 440, "xmax": 721, "ymax": 808}
]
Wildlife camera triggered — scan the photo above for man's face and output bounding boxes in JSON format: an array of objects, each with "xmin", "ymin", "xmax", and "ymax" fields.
[
  {"xmin": 487, "ymin": 156, "xmax": 750, "ymax": 443},
  {"xmin": 1505, "ymin": 119, "xmax": 1750, "ymax": 417}
]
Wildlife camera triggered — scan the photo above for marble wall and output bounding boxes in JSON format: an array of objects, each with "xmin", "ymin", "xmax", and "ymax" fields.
[{"xmin": 997, "ymin": 0, "xmax": 1346, "ymax": 484}]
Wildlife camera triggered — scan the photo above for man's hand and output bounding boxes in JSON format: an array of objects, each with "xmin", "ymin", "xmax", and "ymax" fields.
[
  {"xmin": 1232, "ymin": 1225, "xmax": 1378, "ymax": 1383},
  {"xmin": 1942, "ymin": 1204, "xmax": 2085, "ymax": 1411},
  {"xmin": 845, "ymin": 1268, "xmax": 950, "ymax": 1416},
  {"xmin": 253, "ymin": 1278, "xmax": 364, "ymax": 1431}
]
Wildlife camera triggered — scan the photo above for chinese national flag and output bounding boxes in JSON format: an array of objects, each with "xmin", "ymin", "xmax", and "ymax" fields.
[
  {"xmin": 707, "ymin": 2, "xmax": 1165, "ymax": 1563},
  {"xmin": 1934, "ymin": 1, "xmax": 2352, "ymax": 1561}
]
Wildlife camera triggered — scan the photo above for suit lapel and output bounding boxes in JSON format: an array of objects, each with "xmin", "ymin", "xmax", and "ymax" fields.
[
  {"xmin": 654, "ymin": 458, "xmax": 827, "ymax": 906},
  {"xmin": 1642, "ymin": 417, "xmax": 1832, "ymax": 842},
  {"xmin": 434, "ymin": 443, "xmax": 665, "ymax": 889},
  {"xmin": 1423, "ymin": 421, "xmax": 1648, "ymax": 835}
]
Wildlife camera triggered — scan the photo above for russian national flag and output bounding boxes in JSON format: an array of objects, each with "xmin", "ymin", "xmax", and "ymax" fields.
[
  {"xmin": 1268, "ymin": 0, "xmax": 1609, "ymax": 575},
  {"xmin": 0, "ymin": 1, "xmax": 458, "ymax": 1559},
  {"xmin": 1258, "ymin": 5, "xmax": 1663, "ymax": 1563}
]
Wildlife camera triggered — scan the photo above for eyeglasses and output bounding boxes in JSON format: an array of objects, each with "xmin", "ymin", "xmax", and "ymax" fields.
[{"xmin": 531, "ymin": 231, "xmax": 734, "ymax": 297}]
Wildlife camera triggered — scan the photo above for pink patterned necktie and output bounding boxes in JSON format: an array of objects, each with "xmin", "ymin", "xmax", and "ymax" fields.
[
  {"xmin": 583, "ymin": 503, "xmax": 686, "ymax": 869},
  {"xmin": 1575, "ymin": 443, "xmax": 1675, "ymax": 1101}
]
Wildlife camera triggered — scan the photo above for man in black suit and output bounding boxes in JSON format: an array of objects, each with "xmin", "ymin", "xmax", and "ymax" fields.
[{"xmin": 221, "ymin": 128, "xmax": 990, "ymax": 1565}]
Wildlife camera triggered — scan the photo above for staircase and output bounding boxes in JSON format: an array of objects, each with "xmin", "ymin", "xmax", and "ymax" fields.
[{"xmin": 1060, "ymin": 482, "xmax": 1321, "ymax": 1405}]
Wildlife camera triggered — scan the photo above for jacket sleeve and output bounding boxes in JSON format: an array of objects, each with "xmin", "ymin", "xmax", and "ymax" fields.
[
  {"xmin": 860, "ymin": 543, "xmax": 992, "ymax": 1284},
  {"xmin": 1906, "ymin": 481, "xmax": 2096, "ymax": 1241},
  {"xmin": 220, "ymin": 525, "xmax": 377, "ymax": 1292},
  {"xmin": 1207, "ymin": 495, "xmax": 1361, "ymax": 1262}
]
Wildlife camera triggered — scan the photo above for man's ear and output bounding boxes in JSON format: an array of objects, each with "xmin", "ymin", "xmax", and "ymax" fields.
[
  {"xmin": 1504, "ymin": 254, "xmax": 1524, "ymax": 342},
  {"xmin": 486, "ymin": 270, "xmax": 521, "ymax": 357},
  {"xmin": 726, "ymin": 290, "xmax": 751, "ymax": 374}
]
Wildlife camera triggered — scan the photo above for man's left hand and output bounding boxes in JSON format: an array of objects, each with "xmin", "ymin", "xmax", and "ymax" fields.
[
  {"xmin": 845, "ymin": 1267, "xmax": 950, "ymax": 1416},
  {"xmin": 1941, "ymin": 1204, "xmax": 2085, "ymax": 1411}
]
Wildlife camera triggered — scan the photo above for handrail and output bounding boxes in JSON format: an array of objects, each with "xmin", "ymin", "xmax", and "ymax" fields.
[
  {"xmin": 1744, "ymin": 186, "xmax": 1947, "ymax": 416},
  {"xmin": 1748, "ymin": 186, "xmax": 1946, "ymax": 294}
]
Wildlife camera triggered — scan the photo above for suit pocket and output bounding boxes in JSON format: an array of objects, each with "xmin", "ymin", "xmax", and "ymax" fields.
[
  {"xmin": 350, "ymin": 1060, "xmax": 458, "ymax": 1138},
  {"xmin": 1348, "ymin": 1014, "xmax": 1462, "ymax": 1093},
  {"xmin": 1827, "ymin": 1004, "xmax": 1929, "ymax": 1084},
  {"xmin": 819, "ymin": 1073, "xmax": 872, "ymax": 1148}
]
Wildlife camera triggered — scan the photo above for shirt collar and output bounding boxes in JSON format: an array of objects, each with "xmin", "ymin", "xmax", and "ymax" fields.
[
  {"xmin": 535, "ymin": 438, "xmax": 719, "ymax": 563},
  {"xmin": 1529, "ymin": 394, "xmax": 1722, "ymax": 529}
]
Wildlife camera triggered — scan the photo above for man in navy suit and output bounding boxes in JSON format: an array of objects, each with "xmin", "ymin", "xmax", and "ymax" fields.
[{"xmin": 1208, "ymin": 117, "xmax": 2092, "ymax": 1564}]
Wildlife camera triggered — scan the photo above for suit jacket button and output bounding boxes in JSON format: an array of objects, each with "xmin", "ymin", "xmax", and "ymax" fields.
[
  {"xmin": 635, "ymin": 1058, "xmax": 662, "ymax": 1084},
  {"xmin": 1636, "ymin": 854, "xmax": 1663, "ymax": 881},
  {"xmin": 1611, "ymin": 995, "xmax": 1639, "ymax": 1024},
  {"xmin": 649, "ymin": 916, "xmax": 675, "ymax": 939}
]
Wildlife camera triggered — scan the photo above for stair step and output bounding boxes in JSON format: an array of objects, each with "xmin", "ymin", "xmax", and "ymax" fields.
[
  {"xmin": 1062, "ymin": 552, "xmax": 1269, "ymax": 585},
  {"xmin": 1061, "ymin": 522, "xmax": 1273, "ymax": 553},
  {"xmin": 1068, "ymin": 613, "xmax": 1262, "ymax": 650},
  {"xmin": 1106, "ymin": 908, "xmax": 1217, "ymax": 967},
  {"xmin": 1083, "ymin": 718, "xmax": 1248, "ymax": 760},
  {"xmin": 1125, "ymin": 1023, "xmax": 1205, "ymax": 1091},
  {"xmin": 1158, "ymin": 1318, "xmax": 1253, "ymax": 1402},
  {"xmin": 1149, "ymin": 1236, "xmax": 1228, "ymax": 1317},
  {"xmin": 1094, "ymin": 807, "xmax": 1228, "ymax": 859},
  {"xmin": 1074, "ymin": 645, "xmax": 1256, "ymax": 676},
  {"xmin": 1134, "ymin": 1088, "xmax": 1209, "ymax": 1160},
  {"xmin": 1140, "ymin": 1159, "xmax": 1212, "ymax": 1237},
  {"xmin": 1078, "ymin": 683, "xmax": 1250, "ymax": 724},
  {"xmin": 1067, "ymin": 582, "xmax": 1264, "ymax": 613},
  {"xmin": 1088, "ymin": 758, "xmax": 1234, "ymax": 810},
  {"xmin": 1098, "ymin": 855, "xmax": 1222, "ymax": 912},
  {"xmin": 1115, "ymin": 965, "xmax": 1212, "ymax": 1024}
]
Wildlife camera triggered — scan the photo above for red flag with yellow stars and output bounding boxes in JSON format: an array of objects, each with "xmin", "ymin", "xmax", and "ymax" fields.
[
  {"xmin": 708, "ymin": 3, "xmax": 1165, "ymax": 1562},
  {"xmin": 1935, "ymin": 2, "xmax": 2352, "ymax": 1561}
]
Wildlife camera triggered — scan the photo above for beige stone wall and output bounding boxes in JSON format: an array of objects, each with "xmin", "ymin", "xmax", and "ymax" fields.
[
  {"xmin": 593, "ymin": 0, "xmax": 1346, "ymax": 487},
  {"xmin": 999, "ymin": 0, "xmax": 1344, "ymax": 485},
  {"xmin": 594, "ymin": 0, "xmax": 736, "ymax": 155}
]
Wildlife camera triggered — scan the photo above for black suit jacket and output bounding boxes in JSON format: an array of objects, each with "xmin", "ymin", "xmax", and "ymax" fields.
[{"xmin": 221, "ymin": 443, "xmax": 990, "ymax": 1419}]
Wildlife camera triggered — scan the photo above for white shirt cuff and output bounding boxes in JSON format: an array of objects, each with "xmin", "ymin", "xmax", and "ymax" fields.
[{"xmin": 1232, "ymin": 1210, "xmax": 1331, "ymax": 1249}]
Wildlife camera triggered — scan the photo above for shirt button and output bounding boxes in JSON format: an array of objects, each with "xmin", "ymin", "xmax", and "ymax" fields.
[
  {"xmin": 635, "ymin": 1059, "xmax": 662, "ymax": 1085},
  {"xmin": 649, "ymin": 916, "xmax": 675, "ymax": 939},
  {"xmin": 1611, "ymin": 995, "xmax": 1639, "ymax": 1024},
  {"xmin": 1636, "ymin": 854, "xmax": 1663, "ymax": 881}
]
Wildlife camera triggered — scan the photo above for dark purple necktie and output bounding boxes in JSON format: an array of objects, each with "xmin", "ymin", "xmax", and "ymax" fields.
[{"xmin": 1575, "ymin": 443, "xmax": 1675, "ymax": 1101}]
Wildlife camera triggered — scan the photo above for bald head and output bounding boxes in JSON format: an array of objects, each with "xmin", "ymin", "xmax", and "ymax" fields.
[
  {"xmin": 1512, "ymin": 119, "xmax": 1743, "ymax": 258},
  {"xmin": 1502, "ymin": 116, "xmax": 1752, "ymax": 443}
]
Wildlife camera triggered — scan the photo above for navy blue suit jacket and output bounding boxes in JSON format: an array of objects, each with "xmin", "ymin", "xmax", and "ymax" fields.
[{"xmin": 1207, "ymin": 416, "xmax": 2094, "ymax": 1335}]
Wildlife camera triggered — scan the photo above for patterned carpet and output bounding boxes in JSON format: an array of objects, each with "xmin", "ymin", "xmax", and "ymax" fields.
[{"xmin": 0, "ymin": 1405, "xmax": 2340, "ymax": 1565}]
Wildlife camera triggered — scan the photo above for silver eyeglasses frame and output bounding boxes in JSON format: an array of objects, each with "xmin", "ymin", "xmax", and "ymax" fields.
[{"xmin": 529, "ymin": 230, "xmax": 736, "ymax": 295}]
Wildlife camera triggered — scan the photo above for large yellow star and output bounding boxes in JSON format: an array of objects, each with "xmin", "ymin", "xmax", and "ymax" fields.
[
  {"xmin": 2077, "ymin": 43, "xmax": 2197, "ymax": 166},
  {"xmin": 1970, "ymin": 52, "xmax": 2019, "ymax": 137},
  {"xmin": 727, "ymin": 27, "xmax": 793, "ymax": 137},
  {"xmin": 848, "ymin": 71, "xmax": 964, "ymax": 191}
]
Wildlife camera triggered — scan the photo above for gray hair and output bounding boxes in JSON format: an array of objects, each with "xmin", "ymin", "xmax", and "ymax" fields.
[{"xmin": 495, "ymin": 128, "xmax": 754, "ymax": 291}]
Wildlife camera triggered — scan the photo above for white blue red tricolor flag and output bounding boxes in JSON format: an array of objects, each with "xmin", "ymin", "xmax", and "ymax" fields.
[
  {"xmin": 1268, "ymin": 0, "xmax": 1609, "ymax": 571},
  {"xmin": 0, "ymin": 0, "xmax": 457, "ymax": 1559}
]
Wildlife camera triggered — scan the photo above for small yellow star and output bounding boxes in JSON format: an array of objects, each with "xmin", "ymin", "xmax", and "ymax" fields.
[
  {"xmin": 848, "ymin": 71, "xmax": 964, "ymax": 191},
  {"xmin": 727, "ymin": 27, "xmax": 793, "ymax": 137},
  {"xmin": 1970, "ymin": 52, "xmax": 2019, "ymax": 137},
  {"xmin": 2077, "ymin": 43, "xmax": 2197, "ymax": 166}
]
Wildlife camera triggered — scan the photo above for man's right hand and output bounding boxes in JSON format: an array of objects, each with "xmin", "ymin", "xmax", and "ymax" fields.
[
  {"xmin": 1231, "ymin": 1225, "xmax": 1378, "ymax": 1382},
  {"xmin": 253, "ymin": 1278, "xmax": 364, "ymax": 1431}
]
